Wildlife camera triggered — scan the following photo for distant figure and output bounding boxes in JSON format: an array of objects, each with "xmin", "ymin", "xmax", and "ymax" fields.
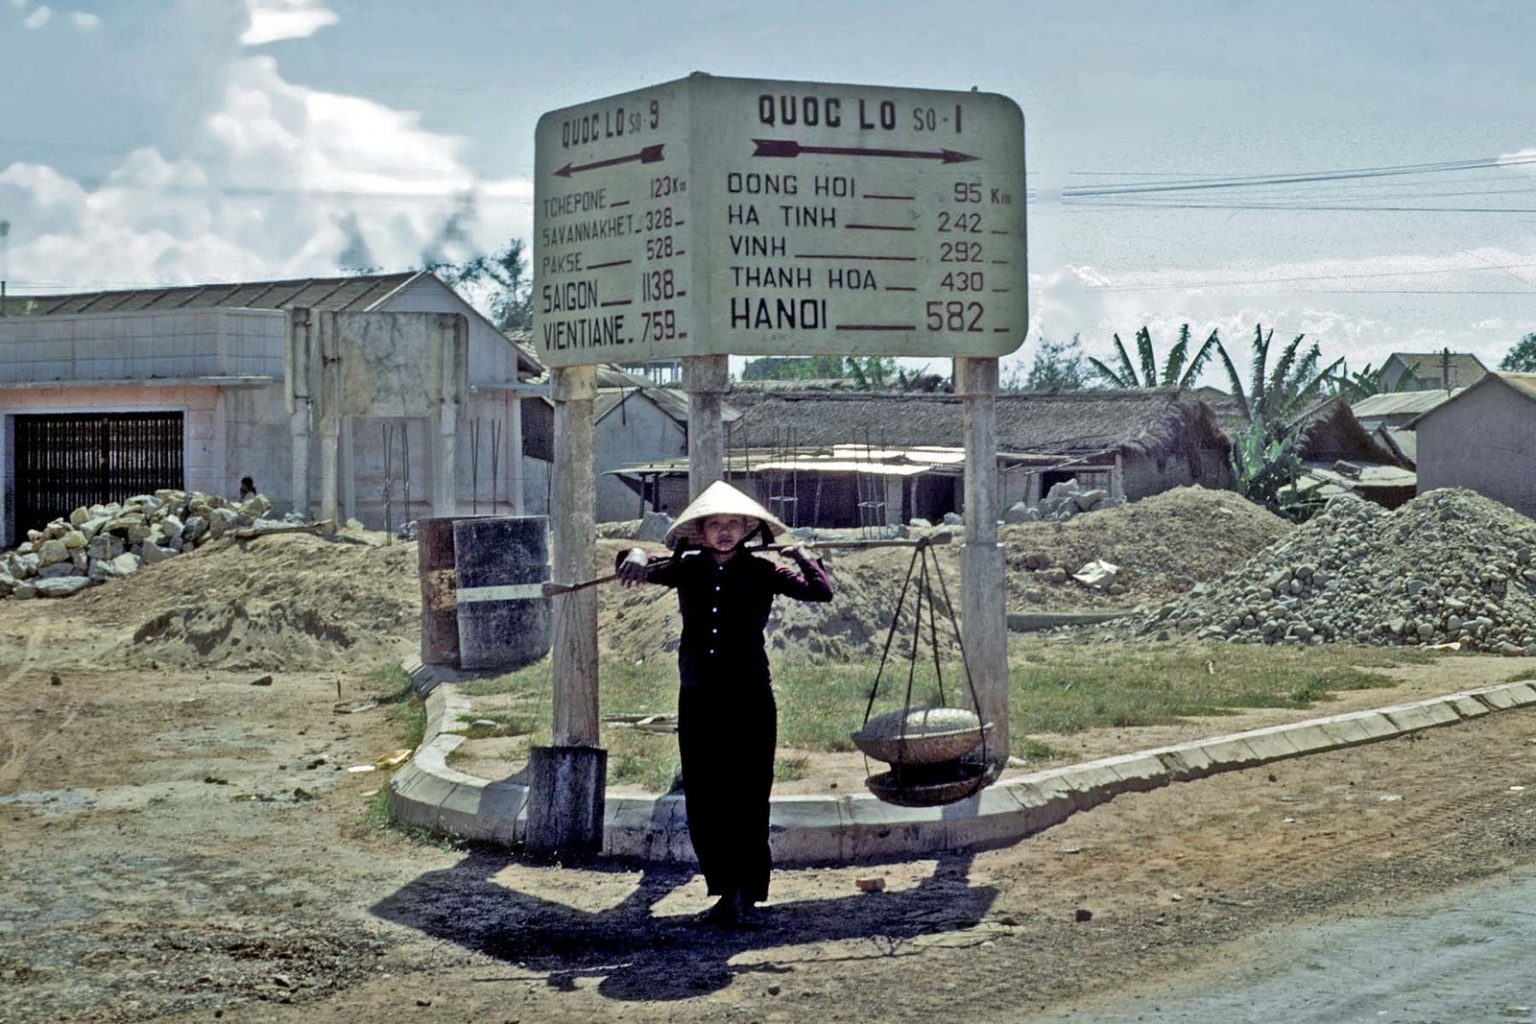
[{"xmin": 238, "ymin": 476, "xmax": 257, "ymax": 501}]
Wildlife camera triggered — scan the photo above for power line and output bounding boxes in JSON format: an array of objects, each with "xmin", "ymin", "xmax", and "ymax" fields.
[
  {"xmin": 1067, "ymin": 200, "xmax": 1536, "ymax": 214},
  {"xmin": 1085, "ymin": 260, "xmax": 1536, "ymax": 292},
  {"xmin": 1062, "ymin": 153, "xmax": 1536, "ymax": 200}
]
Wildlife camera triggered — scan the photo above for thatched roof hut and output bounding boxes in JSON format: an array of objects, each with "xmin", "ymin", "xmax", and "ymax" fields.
[
  {"xmin": 723, "ymin": 386, "xmax": 1232, "ymax": 461},
  {"xmin": 609, "ymin": 386, "xmax": 1233, "ymax": 528}
]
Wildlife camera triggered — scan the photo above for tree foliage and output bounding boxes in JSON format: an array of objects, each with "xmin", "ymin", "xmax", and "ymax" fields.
[
  {"xmin": 740, "ymin": 356, "xmax": 849, "ymax": 381},
  {"xmin": 1089, "ymin": 322, "xmax": 1347, "ymax": 518},
  {"xmin": 1324, "ymin": 360, "xmax": 1386, "ymax": 402},
  {"xmin": 1211, "ymin": 325, "xmax": 1345, "ymax": 520},
  {"xmin": 1087, "ymin": 325, "xmax": 1221, "ymax": 389},
  {"xmin": 1499, "ymin": 332, "xmax": 1536, "ymax": 373},
  {"xmin": 1212, "ymin": 324, "xmax": 1345, "ymax": 433},
  {"xmin": 430, "ymin": 238, "xmax": 533, "ymax": 331},
  {"xmin": 739, "ymin": 355, "xmax": 946, "ymax": 391},
  {"xmin": 1005, "ymin": 334, "xmax": 1090, "ymax": 391}
]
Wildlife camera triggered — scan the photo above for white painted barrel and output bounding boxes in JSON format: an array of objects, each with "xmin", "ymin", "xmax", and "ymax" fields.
[{"xmin": 452, "ymin": 516, "xmax": 551, "ymax": 671}]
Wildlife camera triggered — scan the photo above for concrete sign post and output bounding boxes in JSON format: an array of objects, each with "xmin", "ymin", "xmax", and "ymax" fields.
[{"xmin": 533, "ymin": 76, "xmax": 1025, "ymax": 850}]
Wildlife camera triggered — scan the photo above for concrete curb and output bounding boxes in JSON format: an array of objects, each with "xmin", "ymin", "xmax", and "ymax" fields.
[{"xmin": 388, "ymin": 679, "xmax": 1536, "ymax": 865}]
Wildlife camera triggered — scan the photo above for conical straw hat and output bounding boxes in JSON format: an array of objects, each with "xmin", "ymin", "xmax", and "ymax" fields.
[{"xmin": 663, "ymin": 480, "xmax": 788, "ymax": 548}]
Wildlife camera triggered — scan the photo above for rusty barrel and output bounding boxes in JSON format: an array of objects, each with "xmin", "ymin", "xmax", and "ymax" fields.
[
  {"xmin": 452, "ymin": 516, "xmax": 551, "ymax": 672},
  {"xmin": 417, "ymin": 517, "xmax": 461, "ymax": 667}
]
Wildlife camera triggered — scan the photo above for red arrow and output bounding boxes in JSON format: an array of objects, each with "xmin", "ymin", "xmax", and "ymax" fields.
[
  {"xmin": 753, "ymin": 139, "xmax": 978, "ymax": 164},
  {"xmin": 554, "ymin": 144, "xmax": 665, "ymax": 178}
]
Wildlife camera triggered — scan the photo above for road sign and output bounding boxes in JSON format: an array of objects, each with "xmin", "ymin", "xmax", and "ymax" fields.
[{"xmin": 533, "ymin": 74, "xmax": 1026, "ymax": 367}]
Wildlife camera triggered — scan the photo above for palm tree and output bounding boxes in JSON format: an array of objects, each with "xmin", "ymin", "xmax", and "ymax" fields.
[
  {"xmin": 1088, "ymin": 324, "xmax": 1222, "ymax": 389},
  {"xmin": 1212, "ymin": 325, "xmax": 1345, "ymax": 519},
  {"xmin": 1213, "ymin": 324, "xmax": 1345, "ymax": 438}
]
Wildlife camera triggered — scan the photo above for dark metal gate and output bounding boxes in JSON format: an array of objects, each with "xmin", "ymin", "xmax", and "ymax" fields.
[{"xmin": 11, "ymin": 412, "xmax": 184, "ymax": 545}]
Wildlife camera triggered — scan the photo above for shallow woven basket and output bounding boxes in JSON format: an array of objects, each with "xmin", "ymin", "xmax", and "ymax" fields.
[
  {"xmin": 865, "ymin": 759, "xmax": 1001, "ymax": 808},
  {"xmin": 851, "ymin": 707, "xmax": 992, "ymax": 766}
]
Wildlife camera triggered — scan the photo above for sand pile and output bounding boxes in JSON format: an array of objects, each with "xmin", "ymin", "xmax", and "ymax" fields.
[{"xmin": 67, "ymin": 530, "xmax": 421, "ymax": 671}]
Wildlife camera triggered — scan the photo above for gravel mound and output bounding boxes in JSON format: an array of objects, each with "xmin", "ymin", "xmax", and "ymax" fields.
[
  {"xmin": 1109, "ymin": 489, "xmax": 1536, "ymax": 654},
  {"xmin": 1001, "ymin": 485, "xmax": 1291, "ymax": 611}
]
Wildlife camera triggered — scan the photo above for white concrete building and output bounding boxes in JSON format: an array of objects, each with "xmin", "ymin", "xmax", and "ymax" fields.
[
  {"xmin": 0, "ymin": 273, "xmax": 547, "ymax": 545},
  {"xmin": 1409, "ymin": 371, "xmax": 1536, "ymax": 520}
]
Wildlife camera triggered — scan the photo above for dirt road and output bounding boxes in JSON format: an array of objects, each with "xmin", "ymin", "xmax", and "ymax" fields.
[{"xmin": 6, "ymin": 578, "xmax": 1536, "ymax": 1024}]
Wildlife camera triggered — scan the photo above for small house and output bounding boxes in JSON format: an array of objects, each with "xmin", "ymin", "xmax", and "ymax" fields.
[
  {"xmin": 1379, "ymin": 351, "xmax": 1487, "ymax": 393},
  {"xmin": 1408, "ymin": 372, "xmax": 1536, "ymax": 519}
]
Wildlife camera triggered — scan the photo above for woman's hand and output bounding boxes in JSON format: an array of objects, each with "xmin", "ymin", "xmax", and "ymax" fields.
[
  {"xmin": 617, "ymin": 548, "xmax": 651, "ymax": 588},
  {"xmin": 778, "ymin": 543, "xmax": 815, "ymax": 564}
]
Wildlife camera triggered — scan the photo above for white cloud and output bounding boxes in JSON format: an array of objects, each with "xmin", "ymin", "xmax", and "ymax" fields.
[
  {"xmin": 1498, "ymin": 147, "xmax": 1536, "ymax": 173},
  {"xmin": 22, "ymin": 4, "xmax": 50, "ymax": 29},
  {"xmin": 1, "ymin": 49, "xmax": 532, "ymax": 295},
  {"xmin": 240, "ymin": 0, "xmax": 338, "ymax": 46},
  {"xmin": 69, "ymin": 10, "xmax": 100, "ymax": 30}
]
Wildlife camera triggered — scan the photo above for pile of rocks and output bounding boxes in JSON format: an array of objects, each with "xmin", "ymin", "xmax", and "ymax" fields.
[
  {"xmin": 1115, "ymin": 489, "xmax": 1536, "ymax": 654},
  {"xmin": 1, "ymin": 490, "xmax": 280, "ymax": 600},
  {"xmin": 1005, "ymin": 479, "xmax": 1123, "ymax": 524}
]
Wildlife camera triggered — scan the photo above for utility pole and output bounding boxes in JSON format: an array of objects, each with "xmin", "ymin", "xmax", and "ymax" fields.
[{"xmin": 1, "ymin": 220, "xmax": 10, "ymax": 316}]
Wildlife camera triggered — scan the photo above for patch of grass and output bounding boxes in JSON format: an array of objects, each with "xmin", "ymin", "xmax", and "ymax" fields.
[
  {"xmin": 358, "ymin": 664, "xmax": 471, "ymax": 846},
  {"xmin": 372, "ymin": 663, "xmax": 426, "ymax": 748},
  {"xmin": 448, "ymin": 712, "xmax": 538, "ymax": 741},
  {"xmin": 351, "ymin": 785, "xmax": 469, "ymax": 850},
  {"xmin": 1506, "ymin": 667, "xmax": 1536, "ymax": 683},
  {"xmin": 605, "ymin": 727, "xmax": 679, "ymax": 793},
  {"xmin": 774, "ymin": 755, "xmax": 809, "ymax": 782},
  {"xmin": 1005, "ymin": 639, "xmax": 1414, "ymax": 742},
  {"xmin": 431, "ymin": 640, "xmax": 1420, "ymax": 793},
  {"xmin": 1010, "ymin": 738, "xmax": 1057, "ymax": 762}
]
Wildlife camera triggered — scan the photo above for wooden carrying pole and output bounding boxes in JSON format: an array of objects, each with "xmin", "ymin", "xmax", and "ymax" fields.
[{"xmin": 541, "ymin": 532, "xmax": 954, "ymax": 597}]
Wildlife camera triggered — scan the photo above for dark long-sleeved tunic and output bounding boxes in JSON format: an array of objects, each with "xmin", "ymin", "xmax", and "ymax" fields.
[
  {"xmin": 627, "ymin": 545, "xmax": 833, "ymax": 902},
  {"xmin": 644, "ymin": 548, "xmax": 834, "ymax": 688}
]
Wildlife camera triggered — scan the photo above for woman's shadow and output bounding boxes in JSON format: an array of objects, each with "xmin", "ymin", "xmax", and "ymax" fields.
[{"xmin": 371, "ymin": 847, "xmax": 998, "ymax": 1002}]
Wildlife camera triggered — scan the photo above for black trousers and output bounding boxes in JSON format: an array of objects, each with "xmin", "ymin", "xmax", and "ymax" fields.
[{"xmin": 677, "ymin": 683, "xmax": 777, "ymax": 903}]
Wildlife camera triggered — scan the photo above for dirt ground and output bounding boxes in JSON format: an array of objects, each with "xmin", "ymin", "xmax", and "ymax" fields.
[{"xmin": 5, "ymin": 508, "xmax": 1536, "ymax": 1023}]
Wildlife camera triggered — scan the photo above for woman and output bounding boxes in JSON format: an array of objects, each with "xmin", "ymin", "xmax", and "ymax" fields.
[{"xmin": 617, "ymin": 481, "xmax": 834, "ymax": 926}]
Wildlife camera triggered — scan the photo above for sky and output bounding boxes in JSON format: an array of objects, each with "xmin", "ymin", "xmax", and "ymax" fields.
[{"xmin": 2, "ymin": 0, "xmax": 1534, "ymax": 384}]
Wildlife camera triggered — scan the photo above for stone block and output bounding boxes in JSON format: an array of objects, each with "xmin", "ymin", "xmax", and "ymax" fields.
[
  {"xmin": 1316, "ymin": 712, "xmax": 1396, "ymax": 745},
  {"xmin": 1270, "ymin": 723, "xmax": 1339, "ymax": 755},
  {"xmin": 1150, "ymin": 746, "xmax": 1213, "ymax": 781},
  {"xmin": 1096, "ymin": 752, "xmax": 1171, "ymax": 792},
  {"xmin": 140, "ymin": 543, "xmax": 177, "ymax": 566},
  {"xmin": 1195, "ymin": 735, "xmax": 1265, "ymax": 768},
  {"xmin": 38, "ymin": 539, "xmax": 69, "ymax": 565},
  {"xmin": 1234, "ymin": 726, "xmax": 1304, "ymax": 761},
  {"xmin": 35, "ymin": 576, "xmax": 91, "ymax": 598},
  {"xmin": 1446, "ymin": 694, "xmax": 1493, "ymax": 719},
  {"xmin": 1379, "ymin": 700, "xmax": 1462, "ymax": 733}
]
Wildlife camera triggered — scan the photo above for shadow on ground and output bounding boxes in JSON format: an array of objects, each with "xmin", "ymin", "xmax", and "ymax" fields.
[{"xmin": 371, "ymin": 848, "xmax": 997, "ymax": 1002}]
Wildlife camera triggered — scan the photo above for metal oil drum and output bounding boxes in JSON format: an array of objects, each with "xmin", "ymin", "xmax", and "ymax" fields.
[
  {"xmin": 452, "ymin": 516, "xmax": 551, "ymax": 671},
  {"xmin": 417, "ymin": 517, "xmax": 462, "ymax": 666}
]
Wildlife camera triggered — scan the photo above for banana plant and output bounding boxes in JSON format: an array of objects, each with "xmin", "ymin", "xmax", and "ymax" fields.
[
  {"xmin": 1212, "ymin": 324, "xmax": 1345, "ymax": 441},
  {"xmin": 1087, "ymin": 324, "xmax": 1221, "ymax": 389}
]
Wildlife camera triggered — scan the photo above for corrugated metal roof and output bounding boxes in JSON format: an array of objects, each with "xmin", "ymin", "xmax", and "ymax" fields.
[
  {"xmin": 1351, "ymin": 388, "xmax": 1463, "ymax": 418},
  {"xmin": 5, "ymin": 272, "xmax": 420, "ymax": 315},
  {"xmin": 1405, "ymin": 371, "xmax": 1536, "ymax": 428}
]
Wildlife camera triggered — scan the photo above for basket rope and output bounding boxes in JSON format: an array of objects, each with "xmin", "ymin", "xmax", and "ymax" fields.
[{"xmin": 856, "ymin": 536, "xmax": 991, "ymax": 799}]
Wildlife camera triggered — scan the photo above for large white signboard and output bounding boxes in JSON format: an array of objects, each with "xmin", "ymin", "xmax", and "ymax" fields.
[{"xmin": 534, "ymin": 75, "xmax": 1025, "ymax": 367}]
